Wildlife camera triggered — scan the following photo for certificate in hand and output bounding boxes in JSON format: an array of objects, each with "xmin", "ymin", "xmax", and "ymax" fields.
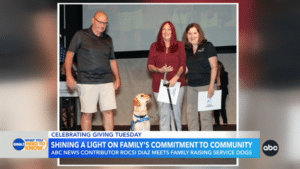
[
  {"xmin": 157, "ymin": 80, "xmax": 181, "ymax": 105},
  {"xmin": 198, "ymin": 90, "xmax": 222, "ymax": 111},
  {"xmin": 60, "ymin": 82, "xmax": 79, "ymax": 97}
]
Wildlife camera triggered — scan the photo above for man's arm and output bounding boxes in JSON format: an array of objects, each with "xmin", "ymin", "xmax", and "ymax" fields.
[
  {"xmin": 110, "ymin": 59, "xmax": 121, "ymax": 90},
  {"xmin": 65, "ymin": 51, "xmax": 76, "ymax": 91}
]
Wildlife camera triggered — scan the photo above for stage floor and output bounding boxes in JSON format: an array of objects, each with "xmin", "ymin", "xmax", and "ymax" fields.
[{"xmin": 61, "ymin": 124, "xmax": 236, "ymax": 131}]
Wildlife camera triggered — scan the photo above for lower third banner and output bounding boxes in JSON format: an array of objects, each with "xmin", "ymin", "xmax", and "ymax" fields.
[{"xmin": 49, "ymin": 138, "xmax": 259, "ymax": 158}]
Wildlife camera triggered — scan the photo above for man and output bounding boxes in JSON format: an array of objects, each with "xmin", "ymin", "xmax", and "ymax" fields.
[{"xmin": 65, "ymin": 11, "xmax": 121, "ymax": 131}]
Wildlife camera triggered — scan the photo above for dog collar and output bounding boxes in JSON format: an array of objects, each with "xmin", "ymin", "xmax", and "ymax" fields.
[
  {"xmin": 130, "ymin": 116, "xmax": 150, "ymax": 131},
  {"xmin": 134, "ymin": 114, "xmax": 147, "ymax": 118}
]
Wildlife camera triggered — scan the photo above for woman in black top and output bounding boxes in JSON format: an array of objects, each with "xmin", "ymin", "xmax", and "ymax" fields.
[{"xmin": 183, "ymin": 23, "xmax": 218, "ymax": 131}]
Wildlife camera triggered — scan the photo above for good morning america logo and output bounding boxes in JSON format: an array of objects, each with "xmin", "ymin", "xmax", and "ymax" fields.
[{"xmin": 13, "ymin": 138, "xmax": 48, "ymax": 151}]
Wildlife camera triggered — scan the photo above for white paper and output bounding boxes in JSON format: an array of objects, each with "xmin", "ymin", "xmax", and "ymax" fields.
[
  {"xmin": 59, "ymin": 82, "xmax": 79, "ymax": 97},
  {"xmin": 157, "ymin": 80, "xmax": 181, "ymax": 105},
  {"xmin": 198, "ymin": 90, "xmax": 222, "ymax": 111}
]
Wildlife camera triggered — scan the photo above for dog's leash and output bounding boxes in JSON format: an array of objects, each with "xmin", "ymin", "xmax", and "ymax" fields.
[{"xmin": 149, "ymin": 103, "xmax": 164, "ymax": 119}]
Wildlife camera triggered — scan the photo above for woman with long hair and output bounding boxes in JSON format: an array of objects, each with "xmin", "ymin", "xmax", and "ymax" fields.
[
  {"xmin": 183, "ymin": 23, "xmax": 218, "ymax": 131},
  {"xmin": 147, "ymin": 21, "xmax": 186, "ymax": 131}
]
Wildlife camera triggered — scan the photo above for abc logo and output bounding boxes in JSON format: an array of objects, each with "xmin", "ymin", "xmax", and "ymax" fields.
[
  {"xmin": 263, "ymin": 144, "xmax": 278, "ymax": 151},
  {"xmin": 262, "ymin": 140, "xmax": 279, "ymax": 156}
]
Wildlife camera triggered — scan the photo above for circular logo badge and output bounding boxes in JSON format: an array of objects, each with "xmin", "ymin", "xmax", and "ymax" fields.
[
  {"xmin": 262, "ymin": 140, "xmax": 279, "ymax": 157},
  {"xmin": 13, "ymin": 138, "xmax": 25, "ymax": 151}
]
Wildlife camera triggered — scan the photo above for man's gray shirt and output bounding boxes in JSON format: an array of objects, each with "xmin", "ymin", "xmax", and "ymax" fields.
[{"xmin": 68, "ymin": 26, "xmax": 115, "ymax": 84}]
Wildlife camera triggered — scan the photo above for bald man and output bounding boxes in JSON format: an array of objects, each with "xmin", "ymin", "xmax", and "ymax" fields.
[{"xmin": 65, "ymin": 11, "xmax": 121, "ymax": 131}]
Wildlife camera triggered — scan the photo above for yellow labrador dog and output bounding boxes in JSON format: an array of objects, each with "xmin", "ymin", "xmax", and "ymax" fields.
[{"xmin": 130, "ymin": 93, "xmax": 151, "ymax": 131}]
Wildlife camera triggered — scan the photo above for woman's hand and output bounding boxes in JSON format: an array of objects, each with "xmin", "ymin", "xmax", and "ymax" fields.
[
  {"xmin": 160, "ymin": 64, "xmax": 173, "ymax": 73},
  {"xmin": 148, "ymin": 64, "xmax": 173, "ymax": 73},
  {"xmin": 169, "ymin": 75, "xmax": 179, "ymax": 87},
  {"xmin": 207, "ymin": 85, "xmax": 215, "ymax": 98}
]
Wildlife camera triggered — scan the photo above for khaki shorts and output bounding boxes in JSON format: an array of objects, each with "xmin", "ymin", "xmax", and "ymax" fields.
[{"xmin": 77, "ymin": 83, "xmax": 116, "ymax": 113}]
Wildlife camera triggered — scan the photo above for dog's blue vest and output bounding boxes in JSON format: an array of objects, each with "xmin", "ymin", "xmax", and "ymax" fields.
[{"xmin": 130, "ymin": 114, "xmax": 150, "ymax": 131}]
